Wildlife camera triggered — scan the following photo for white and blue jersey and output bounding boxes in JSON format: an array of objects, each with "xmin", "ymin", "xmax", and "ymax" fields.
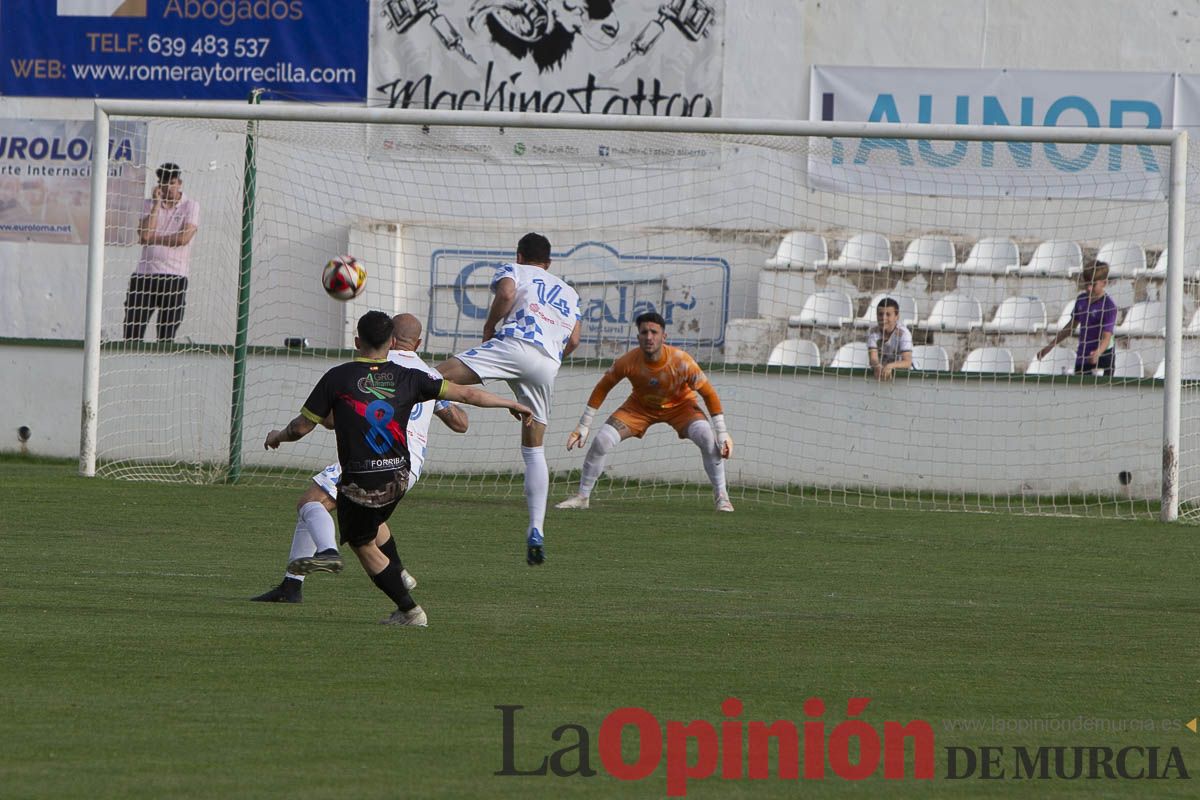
[
  {"xmin": 311, "ymin": 349, "xmax": 450, "ymax": 498},
  {"xmin": 490, "ymin": 262, "xmax": 581, "ymax": 364}
]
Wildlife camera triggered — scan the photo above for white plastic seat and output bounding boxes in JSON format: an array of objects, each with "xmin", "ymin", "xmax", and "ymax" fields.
[
  {"xmin": 1114, "ymin": 301, "xmax": 1166, "ymax": 337},
  {"xmin": 853, "ymin": 293, "xmax": 919, "ymax": 329},
  {"xmin": 899, "ymin": 236, "xmax": 956, "ymax": 272},
  {"xmin": 1137, "ymin": 243, "xmax": 1200, "ymax": 279},
  {"xmin": 1095, "ymin": 241, "xmax": 1146, "ymax": 279},
  {"xmin": 961, "ymin": 347, "xmax": 1015, "ymax": 373},
  {"xmin": 957, "ymin": 237, "xmax": 1020, "ymax": 275},
  {"xmin": 983, "ymin": 296, "xmax": 1047, "ymax": 333},
  {"xmin": 788, "ymin": 290, "xmax": 855, "ymax": 327},
  {"xmin": 1154, "ymin": 352, "xmax": 1200, "ymax": 380},
  {"xmin": 767, "ymin": 339, "xmax": 821, "ymax": 367},
  {"xmin": 829, "ymin": 342, "xmax": 870, "ymax": 369},
  {"xmin": 1018, "ymin": 240, "xmax": 1082, "ymax": 277},
  {"xmin": 766, "ymin": 231, "xmax": 828, "ymax": 269},
  {"xmin": 1112, "ymin": 351, "xmax": 1144, "ymax": 378},
  {"xmin": 924, "ymin": 293, "xmax": 983, "ymax": 332},
  {"xmin": 911, "ymin": 345, "xmax": 950, "ymax": 371},
  {"xmin": 1185, "ymin": 308, "xmax": 1200, "ymax": 337},
  {"xmin": 1106, "ymin": 281, "xmax": 1135, "ymax": 312},
  {"xmin": 820, "ymin": 232, "xmax": 892, "ymax": 272},
  {"xmin": 1026, "ymin": 346, "xmax": 1076, "ymax": 376}
]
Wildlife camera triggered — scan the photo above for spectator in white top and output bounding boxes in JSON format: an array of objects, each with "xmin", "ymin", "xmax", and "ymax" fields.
[
  {"xmin": 123, "ymin": 162, "xmax": 200, "ymax": 342},
  {"xmin": 866, "ymin": 297, "xmax": 913, "ymax": 381}
]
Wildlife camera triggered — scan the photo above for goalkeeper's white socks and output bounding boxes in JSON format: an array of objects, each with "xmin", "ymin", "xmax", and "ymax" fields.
[
  {"xmin": 578, "ymin": 423, "xmax": 621, "ymax": 496},
  {"xmin": 687, "ymin": 420, "xmax": 729, "ymax": 499},
  {"xmin": 521, "ymin": 446, "xmax": 549, "ymax": 537}
]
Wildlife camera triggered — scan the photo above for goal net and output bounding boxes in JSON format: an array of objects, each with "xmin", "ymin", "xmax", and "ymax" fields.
[{"xmin": 81, "ymin": 103, "xmax": 1197, "ymax": 521}]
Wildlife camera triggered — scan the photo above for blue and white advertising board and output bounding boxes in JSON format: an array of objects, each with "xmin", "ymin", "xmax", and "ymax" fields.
[{"xmin": 0, "ymin": 0, "xmax": 367, "ymax": 100}]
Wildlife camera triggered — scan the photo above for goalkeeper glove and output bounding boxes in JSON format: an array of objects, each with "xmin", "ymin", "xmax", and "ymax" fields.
[
  {"xmin": 712, "ymin": 414, "xmax": 733, "ymax": 459},
  {"xmin": 566, "ymin": 406, "xmax": 598, "ymax": 450}
]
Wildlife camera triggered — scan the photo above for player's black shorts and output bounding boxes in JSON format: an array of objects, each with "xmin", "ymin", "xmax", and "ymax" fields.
[{"xmin": 336, "ymin": 494, "xmax": 400, "ymax": 548}]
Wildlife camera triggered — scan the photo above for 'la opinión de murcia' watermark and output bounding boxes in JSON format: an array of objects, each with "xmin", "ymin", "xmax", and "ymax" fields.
[{"xmin": 495, "ymin": 699, "xmax": 1191, "ymax": 796}]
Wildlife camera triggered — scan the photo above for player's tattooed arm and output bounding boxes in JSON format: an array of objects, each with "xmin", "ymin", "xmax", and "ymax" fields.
[{"xmin": 264, "ymin": 415, "xmax": 317, "ymax": 449}]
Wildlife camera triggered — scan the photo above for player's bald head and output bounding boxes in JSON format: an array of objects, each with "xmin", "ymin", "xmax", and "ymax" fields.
[{"xmin": 391, "ymin": 313, "xmax": 422, "ymax": 347}]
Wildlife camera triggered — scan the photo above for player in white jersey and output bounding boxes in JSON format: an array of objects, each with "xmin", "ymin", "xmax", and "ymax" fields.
[
  {"xmin": 251, "ymin": 313, "xmax": 468, "ymax": 603},
  {"xmin": 436, "ymin": 233, "xmax": 582, "ymax": 566}
]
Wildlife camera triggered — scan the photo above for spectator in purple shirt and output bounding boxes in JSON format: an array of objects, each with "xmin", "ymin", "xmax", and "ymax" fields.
[
  {"xmin": 123, "ymin": 162, "xmax": 200, "ymax": 342},
  {"xmin": 1037, "ymin": 262, "xmax": 1118, "ymax": 375}
]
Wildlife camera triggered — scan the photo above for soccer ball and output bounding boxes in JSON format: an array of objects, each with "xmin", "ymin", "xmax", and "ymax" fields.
[{"xmin": 322, "ymin": 255, "xmax": 367, "ymax": 301}]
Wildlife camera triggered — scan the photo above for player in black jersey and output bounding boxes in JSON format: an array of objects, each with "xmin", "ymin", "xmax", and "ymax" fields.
[{"xmin": 265, "ymin": 310, "xmax": 533, "ymax": 626}]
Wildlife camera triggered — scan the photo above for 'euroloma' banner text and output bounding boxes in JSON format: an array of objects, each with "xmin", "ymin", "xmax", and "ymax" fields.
[
  {"xmin": 0, "ymin": 118, "xmax": 147, "ymax": 244},
  {"xmin": 0, "ymin": 0, "xmax": 367, "ymax": 100},
  {"xmin": 369, "ymin": 0, "xmax": 724, "ymax": 115},
  {"xmin": 809, "ymin": 66, "xmax": 1174, "ymax": 200}
]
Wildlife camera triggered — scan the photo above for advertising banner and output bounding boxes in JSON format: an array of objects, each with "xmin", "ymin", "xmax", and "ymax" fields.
[
  {"xmin": 427, "ymin": 240, "xmax": 729, "ymax": 353},
  {"xmin": 809, "ymin": 66, "xmax": 1174, "ymax": 199},
  {"xmin": 0, "ymin": 0, "xmax": 367, "ymax": 100},
  {"xmin": 369, "ymin": 0, "xmax": 724, "ymax": 116},
  {"xmin": 0, "ymin": 118, "xmax": 147, "ymax": 244}
]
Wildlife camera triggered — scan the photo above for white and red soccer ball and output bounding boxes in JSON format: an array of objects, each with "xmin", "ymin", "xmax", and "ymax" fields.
[{"xmin": 322, "ymin": 255, "xmax": 367, "ymax": 301}]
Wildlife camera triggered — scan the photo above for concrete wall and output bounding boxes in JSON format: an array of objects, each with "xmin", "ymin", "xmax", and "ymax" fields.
[{"xmin": 5, "ymin": 343, "xmax": 1184, "ymax": 501}]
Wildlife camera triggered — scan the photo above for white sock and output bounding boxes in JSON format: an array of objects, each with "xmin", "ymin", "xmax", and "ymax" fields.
[
  {"xmin": 521, "ymin": 445, "xmax": 548, "ymax": 536},
  {"xmin": 285, "ymin": 516, "xmax": 313, "ymax": 582},
  {"xmin": 686, "ymin": 420, "xmax": 728, "ymax": 498},
  {"xmin": 579, "ymin": 424, "xmax": 620, "ymax": 497},
  {"xmin": 299, "ymin": 501, "xmax": 338, "ymax": 552}
]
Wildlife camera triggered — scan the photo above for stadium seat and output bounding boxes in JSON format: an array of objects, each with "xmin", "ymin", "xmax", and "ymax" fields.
[
  {"xmin": 819, "ymin": 232, "xmax": 892, "ymax": 272},
  {"xmin": 829, "ymin": 341, "xmax": 870, "ymax": 368},
  {"xmin": 765, "ymin": 231, "xmax": 828, "ymax": 269},
  {"xmin": 957, "ymin": 237, "xmax": 1020, "ymax": 275},
  {"xmin": 961, "ymin": 347, "xmax": 1015, "ymax": 373},
  {"xmin": 1052, "ymin": 299, "xmax": 1076, "ymax": 332},
  {"xmin": 1185, "ymin": 308, "xmax": 1200, "ymax": 337},
  {"xmin": 1026, "ymin": 346, "xmax": 1076, "ymax": 375},
  {"xmin": 983, "ymin": 296, "xmax": 1047, "ymax": 333},
  {"xmin": 899, "ymin": 236, "xmax": 957, "ymax": 272},
  {"xmin": 1112, "ymin": 350, "xmax": 1145, "ymax": 378},
  {"xmin": 924, "ymin": 293, "xmax": 983, "ymax": 332},
  {"xmin": 1114, "ymin": 301, "xmax": 1166, "ymax": 337},
  {"xmin": 1018, "ymin": 240, "xmax": 1082, "ymax": 277},
  {"xmin": 1153, "ymin": 352, "xmax": 1200, "ymax": 380},
  {"xmin": 1095, "ymin": 240, "xmax": 1146, "ymax": 279},
  {"xmin": 853, "ymin": 292, "xmax": 919, "ymax": 329},
  {"xmin": 788, "ymin": 290, "xmax": 855, "ymax": 327},
  {"xmin": 767, "ymin": 339, "xmax": 821, "ymax": 367},
  {"xmin": 1136, "ymin": 243, "xmax": 1200, "ymax": 279},
  {"xmin": 911, "ymin": 345, "xmax": 950, "ymax": 371},
  {"xmin": 1107, "ymin": 281, "xmax": 1135, "ymax": 312}
]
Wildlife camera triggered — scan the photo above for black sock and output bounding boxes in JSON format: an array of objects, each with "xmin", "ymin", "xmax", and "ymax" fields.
[
  {"xmin": 370, "ymin": 563, "xmax": 416, "ymax": 611},
  {"xmin": 282, "ymin": 576, "xmax": 302, "ymax": 597},
  {"xmin": 378, "ymin": 536, "xmax": 402, "ymax": 570}
]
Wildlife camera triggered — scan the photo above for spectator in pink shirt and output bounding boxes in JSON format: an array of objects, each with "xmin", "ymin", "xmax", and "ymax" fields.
[{"xmin": 123, "ymin": 162, "xmax": 200, "ymax": 342}]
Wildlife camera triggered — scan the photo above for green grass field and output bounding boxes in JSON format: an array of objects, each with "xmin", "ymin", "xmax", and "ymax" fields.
[{"xmin": 2, "ymin": 456, "xmax": 1198, "ymax": 799}]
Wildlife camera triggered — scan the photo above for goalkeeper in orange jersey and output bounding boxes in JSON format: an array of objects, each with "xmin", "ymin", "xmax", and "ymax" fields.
[{"xmin": 556, "ymin": 311, "xmax": 735, "ymax": 512}]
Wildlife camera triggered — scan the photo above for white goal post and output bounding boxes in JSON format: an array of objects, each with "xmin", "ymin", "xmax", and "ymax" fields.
[{"xmin": 79, "ymin": 100, "xmax": 1189, "ymax": 521}]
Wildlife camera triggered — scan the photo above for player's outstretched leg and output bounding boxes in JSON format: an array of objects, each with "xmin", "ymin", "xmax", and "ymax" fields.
[
  {"xmin": 556, "ymin": 424, "xmax": 620, "ymax": 510},
  {"xmin": 687, "ymin": 420, "xmax": 734, "ymax": 512},
  {"xmin": 523, "ymin": 444, "xmax": 549, "ymax": 565},
  {"xmin": 286, "ymin": 501, "xmax": 345, "ymax": 573}
]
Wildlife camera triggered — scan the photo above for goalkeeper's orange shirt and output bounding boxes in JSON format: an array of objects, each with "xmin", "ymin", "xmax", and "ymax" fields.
[{"xmin": 587, "ymin": 345, "xmax": 724, "ymax": 414}]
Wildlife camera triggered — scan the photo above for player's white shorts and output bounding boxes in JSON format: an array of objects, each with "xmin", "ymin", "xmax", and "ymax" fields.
[
  {"xmin": 453, "ymin": 337, "xmax": 559, "ymax": 424},
  {"xmin": 312, "ymin": 463, "xmax": 342, "ymax": 498}
]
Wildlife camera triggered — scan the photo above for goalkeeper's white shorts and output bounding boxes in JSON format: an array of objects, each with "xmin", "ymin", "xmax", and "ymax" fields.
[{"xmin": 452, "ymin": 336, "xmax": 560, "ymax": 424}]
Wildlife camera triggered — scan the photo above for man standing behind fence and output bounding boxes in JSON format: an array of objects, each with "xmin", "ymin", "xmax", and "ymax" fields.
[{"xmin": 123, "ymin": 162, "xmax": 200, "ymax": 343}]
